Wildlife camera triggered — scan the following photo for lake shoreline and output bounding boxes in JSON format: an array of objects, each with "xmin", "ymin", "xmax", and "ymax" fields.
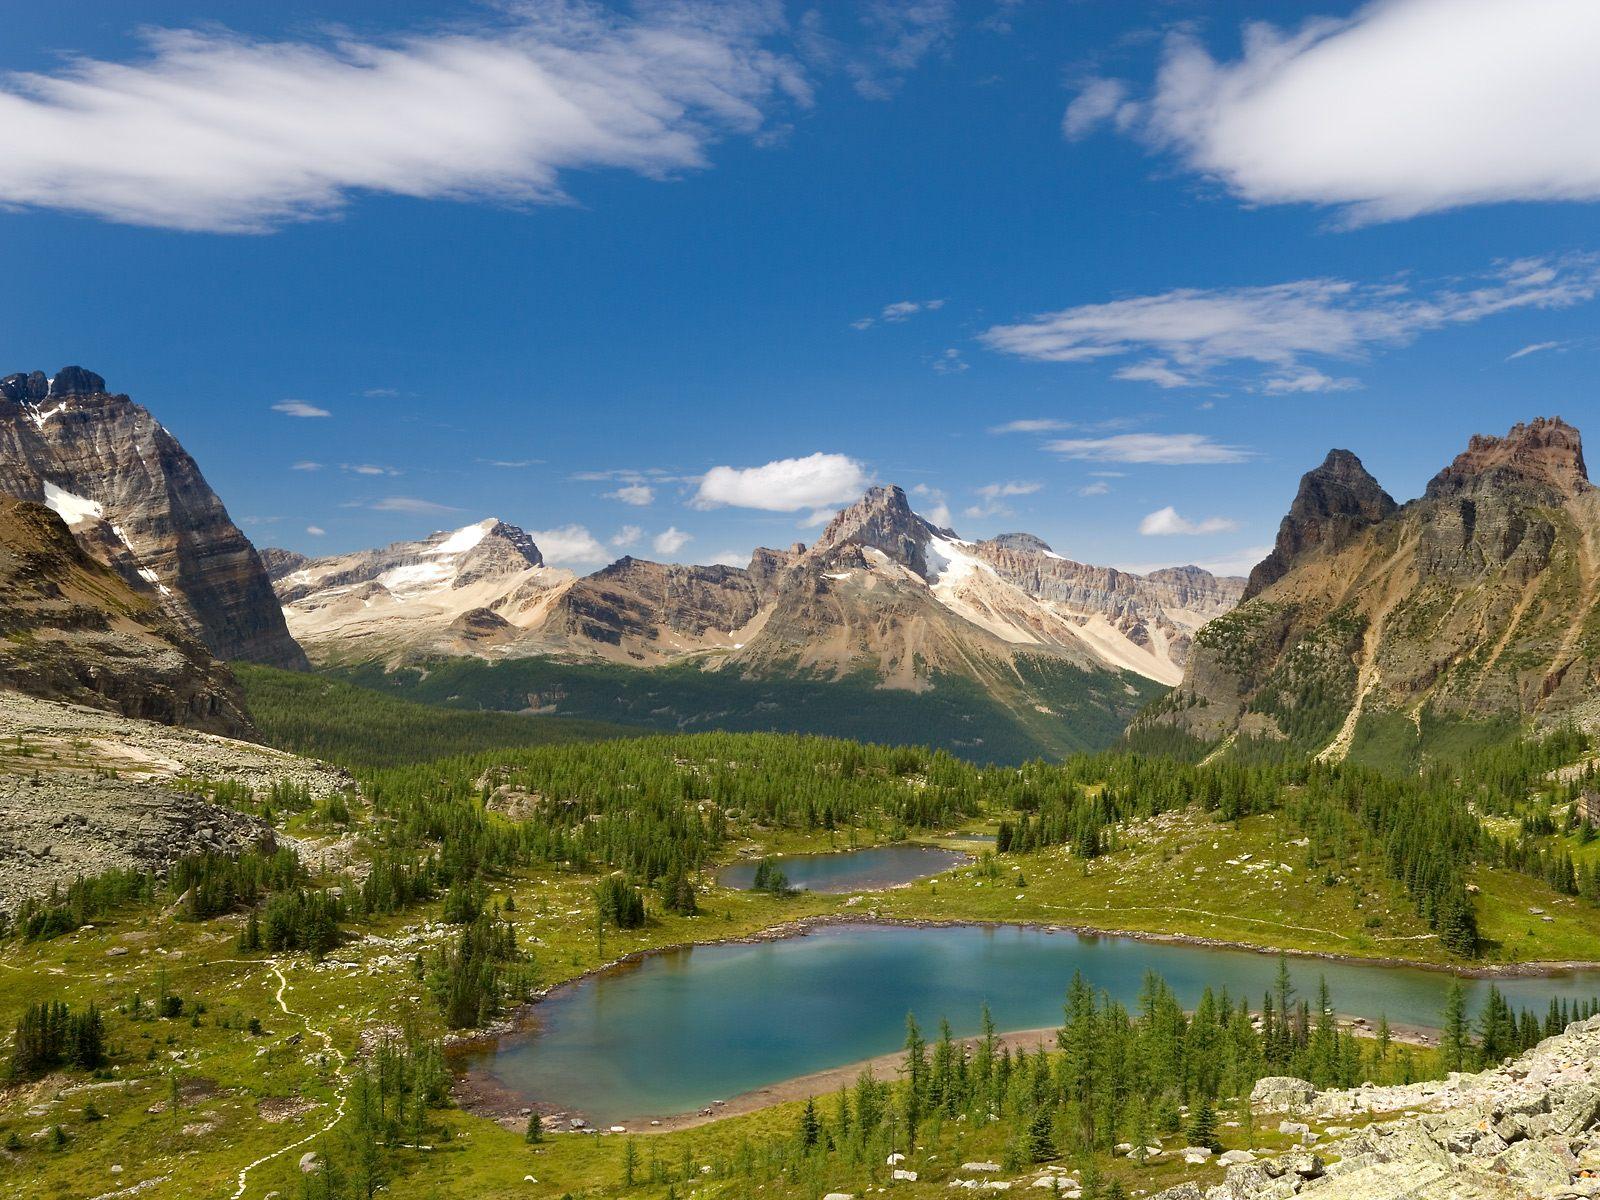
[{"xmin": 447, "ymin": 911, "xmax": 1600, "ymax": 1130}]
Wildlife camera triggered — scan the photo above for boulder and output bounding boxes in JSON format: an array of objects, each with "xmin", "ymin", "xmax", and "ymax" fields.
[{"xmin": 1252, "ymin": 1077, "xmax": 1316, "ymax": 1113}]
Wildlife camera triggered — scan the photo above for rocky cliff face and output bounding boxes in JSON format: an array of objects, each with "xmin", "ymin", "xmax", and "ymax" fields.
[
  {"xmin": 540, "ymin": 556, "xmax": 764, "ymax": 663},
  {"xmin": 0, "ymin": 367, "xmax": 306, "ymax": 668},
  {"xmin": 1140, "ymin": 417, "xmax": 1600, "ymax": 762},
  {"xmin": 0, "ymin": 498, "xmax": 251, "ymax": 736}
]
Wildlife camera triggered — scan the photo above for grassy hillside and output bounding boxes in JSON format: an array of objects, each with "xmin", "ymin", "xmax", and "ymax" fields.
[
  {"xmin": 323, "ymin": 655, "xmax": 1166, "ymax": 765},
  {"xmin": 235, "ymin": 663, "xmax": 636, "ymax": 768}
]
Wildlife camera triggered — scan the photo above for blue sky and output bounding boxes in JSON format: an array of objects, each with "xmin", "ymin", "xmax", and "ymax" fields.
[{"xmin": 4, "ymin": 0, "xmax": 1598, "ymax": 575}]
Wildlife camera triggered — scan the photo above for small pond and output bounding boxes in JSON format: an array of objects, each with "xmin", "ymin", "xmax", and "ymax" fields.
[{"xmin": 716, "ymin": 844, "xmax": 970, "ymax": 894}]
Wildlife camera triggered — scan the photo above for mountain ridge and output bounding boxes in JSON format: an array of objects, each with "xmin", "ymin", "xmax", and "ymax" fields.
[{"xmin": 1136, "ymin": 415, "xmax": 1600, "ymax": 766}]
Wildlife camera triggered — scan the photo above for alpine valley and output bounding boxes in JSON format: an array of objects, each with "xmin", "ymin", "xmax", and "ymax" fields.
[{"xmin": 9, "ymin": 360, "xmax": 1600, "ymax": 1200}]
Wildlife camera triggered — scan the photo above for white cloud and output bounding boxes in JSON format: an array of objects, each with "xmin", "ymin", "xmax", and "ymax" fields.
[
  {"xmin": 367, "ymin": 496, "xmax": 459, "ymax": 515},
  {"xmin": 1507, "ymin": 340, "xmax": 1560, "ymax": 362},
  {"xmin": 305, "ymin": 525, "xmax": 326, "ymax": 536},
  {"xmin": 932, "ymin": 347, "xmax": 968, "ymax": 374},
  {"xmin": 1077, "ymin": 481, "xmax": 1110, "ymax": 496},
  {"xmin": 1139, "ymin": 506, "xmax": 1240, "ymax": 536},
  {"xmin": 652, "ymin": 526, "xmax": 693, "ymax": 556},
  {"xmin": 1045, "ymin": 433, "xmax": 1252, "ymax": 465},
  {"xmin": 910, "ymin": 483, "xmax": 952, "ymax": 528},
  {"xmin": 606, "ymin": 483, "xmax": 655, "ymax": 506},
  {"xmin": 1062, "ymin": 78, "xmax": 1131, "ymax": 140},
  {"xmin": 981, "ymin": 256, "xmax": 1600, "ymax": 388},
  {"xmin": 693, "ymin": 452, "xmax": 870, "ymax": 512},
  {"xmin": 291, "ymin": 460, "xmax": 322, "ymax": 471},
  {"xmin": 611, "ymin": 524, "xmax": 644, "ymax": 548},
  {"xmin": 342, "ymin": 463, "xmax": 401, "ymax": 476},
  {"xmin": 273, "ymin": 400, "xmax": 330, "ymax": 418},
  {"xmin": 529, "ymin": 525, "xmax": 610, "ymax": 567},
  {"xmin": 1091, "ymin": 0, "xmax": 1600, "ymax": 225},
  {"xmin": 706, "ymin": 549, "xmax": 749, "ymax": 568},
  {"xmin": 0, "ymin": 7, "xmax": 808, "ymax": 232}
]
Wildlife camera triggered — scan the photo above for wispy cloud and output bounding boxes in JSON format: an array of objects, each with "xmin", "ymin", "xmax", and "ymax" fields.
[
  {"xmin": 1138, "ymin": 506, "xmax": 1239, "ymax": 536},
  {"xmin": 981, "ymin": 256, "xmax": 1600, "ymax": 390},
  {"xmin": 965, "ymin": 480, "xmax": 1041, "ymax": 519},
  {"xmin": 706, "ymin": 549, "xmax": 749, "ymax": 568},
  {"xmin": 1507, "ymin": 340, "xmax": 1561, "ymax": 362},
  {"xmin": 291, "ymin": 460, "xmax": 323, "ymax": 471},
  {"xmin": 273, "ymin": 399, "xmax": 330, "ymax": 418},
  {"xmin": 366, "ymin": 496, "xmax": 459, "ymax": 515},
  {"xmin": 612, "ymin": 524, "xmax": 643, "ymax": 548},
  {"xmin": 989, "ymin": 418, "xmax": 1074, "ymax": 435},
  {"xmin": 341, "ymin": 463, "xmax": 401, "ymax": 477},
  {"xmin": 1045, "ymin": 433, "xmax": 1251, "ymax": 465},
  {"xmin": 1077, "ymin": 481, "xmax": 1110, "ymax": 496},
  {"xmin": 0, "ymin": 7, "xmax": 808, "ymax": 232},
  {"xmin": 852, "ymin": 297, "xmax": 945, "ymax": 330},
  {"xmin": 838, "ymin": 2, "xmax": 957, "ymax": 100},
  {"xmin": 910, "ymin": 483, "xmax": 952, "ymax": 528},
  {"xmin": 932, "ymin": 347, "xmax": 968, "ymax": 374},
  {"xmin": 305, "ymin": 525, "xmax": 326, "ymax": 536},
  {"xmin": 692, "ymin": 452, "xmax": 870, "ymax": 512}
]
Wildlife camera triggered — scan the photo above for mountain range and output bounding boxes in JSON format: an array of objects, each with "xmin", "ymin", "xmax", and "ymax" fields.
[
  {"xmin": 268, "ymin": 484, "xmax": 1242, "ymax": 686},
  {"xmin": 6, "ymin": 364, "xmax": 1599, "ymax": 767}
]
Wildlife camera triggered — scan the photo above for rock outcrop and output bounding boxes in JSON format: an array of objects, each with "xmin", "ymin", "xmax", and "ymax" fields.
[
  {"xmin": 1155, "ymin": 1013, "xmax": 1600, "ymax": 1200},
  {"xmin": 0, "ymin": 689, "xmax": 350, "ymax": 913},
  {"xmin": 0, "ymin": 498, "xmax": 251, "ymax": 736},
  {"xmin": 0, "ymin": 367, "xmax": 306, "ymax": 668},
  {"xmin": 1138, "ymin": 418, "xmax": 1600, "ymax": 761}
]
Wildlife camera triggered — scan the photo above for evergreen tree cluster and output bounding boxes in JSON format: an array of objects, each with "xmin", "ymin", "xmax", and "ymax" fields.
[{"xmin": 8, "ymin": 1001, "xmax": 105, "ymax": 1081}]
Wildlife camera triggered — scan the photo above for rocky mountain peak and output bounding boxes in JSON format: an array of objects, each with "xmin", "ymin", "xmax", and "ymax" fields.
[
  {"xmin": 1425, "ymin": 415, "xmax": 1588, "ymax": 503},
  {"xmin": 810, "ymin": 484, "xmax": 943, "ymax": 576},
  {"xmin": 49, "ymin": 366, "xmax": 108, "ymax": 397},
  {"xmin": 1243, "ymin": 448, "xmax": 1398, "ymax": 600},
  {"xmin": 0, "ymin": 371, "xmax": 49, "ymax": 403},
  {"xmin": 986, "ymin": 531, "xmax": 1054, "ymax": 554}
]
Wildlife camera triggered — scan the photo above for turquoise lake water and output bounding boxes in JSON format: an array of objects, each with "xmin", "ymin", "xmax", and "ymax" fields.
[
  {"xmin": 464, "ymin": 922, "xmax": 1600, "ymax": 1123},
  {"xmin": 716, "ymin": 844, "xmax": 971, "ymax": 893}
]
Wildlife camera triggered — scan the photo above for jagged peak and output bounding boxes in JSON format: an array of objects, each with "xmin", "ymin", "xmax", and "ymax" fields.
[
  {"xmin": 1425, "ymin": 415, "xmax": 1588, "ymax": 500},
  {"xmin": 809, "ymin": 484, "xmax": 948, "ymax": 576},
  {"xmin": 1243, "ymin": 447, "xmax": 1397, "ymax": 600},
  {"xmin": 1, "ymin": 366, "xmax": 109, "ymax": 403}
]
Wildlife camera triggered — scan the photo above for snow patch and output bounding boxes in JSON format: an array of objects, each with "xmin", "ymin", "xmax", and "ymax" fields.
[
  {"xmin": 42, "ymin": 481, "xmax": 103, "ymax": 527},
  {"xmin": 924, "ymin": 534, "xmax": 995, "ymax": 587},
  {"xmin": 377, "ymin": 561, "xmax": 453, "ymax": 592},
  {"xmin": 136, "ymin": 566, "xmax": 172, "ymax": 597},
  {"xmin": 427, "ymin": 520, "xmax": 495, "ymax": 556}
]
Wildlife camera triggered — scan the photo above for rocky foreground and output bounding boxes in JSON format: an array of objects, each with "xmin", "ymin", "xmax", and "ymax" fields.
[
  {"xmin": 0, "ymin": 689, "xmax": 350, "ymax": 912},
  {"xmin": 1157, "ymin": 1015, "xmax": 1600, "ymax": 1200}
]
